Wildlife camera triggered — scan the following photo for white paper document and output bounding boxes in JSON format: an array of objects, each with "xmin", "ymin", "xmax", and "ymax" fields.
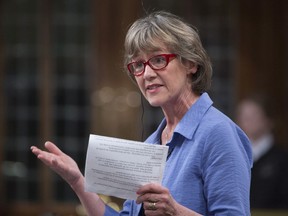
[{"xmin": 84, "ymin": 134, "xmax": 169, "ymax": 200}]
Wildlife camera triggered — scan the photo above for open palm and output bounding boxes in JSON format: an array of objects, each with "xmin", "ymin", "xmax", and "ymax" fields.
[{"xmin": 31, "ymin": 141, "xmax": 83, "ymax": 187}]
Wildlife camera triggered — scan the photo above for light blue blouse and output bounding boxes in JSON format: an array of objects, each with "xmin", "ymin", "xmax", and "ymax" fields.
[{"xmin": 104, "ymin": 93, "xmax": 253, "ymax": 216}]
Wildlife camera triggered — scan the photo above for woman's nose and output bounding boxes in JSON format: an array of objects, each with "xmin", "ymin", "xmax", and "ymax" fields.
[{"xmin": 143, "ymin": 65, "xmax": 157, "ymax": 79}]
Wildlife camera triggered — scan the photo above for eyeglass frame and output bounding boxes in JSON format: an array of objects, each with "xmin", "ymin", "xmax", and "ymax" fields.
[{"xmin": 127, "ymin": 53, "xmax": 177, "ymax": 77}]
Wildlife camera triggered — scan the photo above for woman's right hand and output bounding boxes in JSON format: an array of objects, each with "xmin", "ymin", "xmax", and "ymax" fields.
[
  {"xmin": 32, "ymin": 142, "xmax": 107, "ymax": 216},
  {"xmin": 31, "ymin": 141, "xmax": 83, "ymax": 188}
]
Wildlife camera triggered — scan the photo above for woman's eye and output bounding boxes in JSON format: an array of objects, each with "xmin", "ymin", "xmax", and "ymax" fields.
[
  {"xmin": 152, "ymin": 56, "xmax": 165, "ymax": 65},
  {"xmin": 134, "ymin": 62, "xmax": 143, "ymax": 69}
]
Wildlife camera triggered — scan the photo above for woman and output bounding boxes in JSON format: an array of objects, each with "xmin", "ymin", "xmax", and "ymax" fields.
[{"xmin": 31, "ymin": 11, "xmax": 252, "ymax": 216}]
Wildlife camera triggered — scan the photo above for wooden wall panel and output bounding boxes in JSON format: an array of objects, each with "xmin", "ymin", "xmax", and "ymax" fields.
[
  {"xmin": 90, "ymin": 0, "xmax": 143, "ymax": 140},
  {"xmin": 235, "ymin": 0, "xmax": 288, "ymax": 146},
  {"xmin": 0, "ymin": 0, "xmax": 5, "ymax": 213},
  {"xmin": 38, "ymin": 0, "xmax": 53, "ymax": 210}
]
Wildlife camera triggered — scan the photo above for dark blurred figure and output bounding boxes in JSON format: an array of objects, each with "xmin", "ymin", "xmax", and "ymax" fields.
[{"xmin": 236, "ymin": 94, "xmax": 288, "ymax": 209}]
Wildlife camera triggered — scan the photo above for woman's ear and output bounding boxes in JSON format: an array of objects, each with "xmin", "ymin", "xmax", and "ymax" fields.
[{"xmin": 184, "ymin": 61, "xmax": 198, "ymax": 75}]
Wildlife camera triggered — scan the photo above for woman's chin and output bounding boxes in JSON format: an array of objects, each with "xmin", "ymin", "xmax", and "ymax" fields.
[{"xmin": 147, "ymin": 100, "xmax": 162, "ymax": 107}]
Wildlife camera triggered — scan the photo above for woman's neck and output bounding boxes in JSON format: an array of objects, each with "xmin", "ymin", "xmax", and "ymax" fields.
[{"xmin": 161, "ymin": 93, "xmax": 199, "ymax": 144}]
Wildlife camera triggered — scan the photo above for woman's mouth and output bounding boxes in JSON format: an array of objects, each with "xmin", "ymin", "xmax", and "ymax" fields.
[{"xmin": 146, "ymin": 84, "xmax": 163, "ymax": 93}]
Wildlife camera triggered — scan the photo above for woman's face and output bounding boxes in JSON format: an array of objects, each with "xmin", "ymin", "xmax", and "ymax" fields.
[
  {"xmin": 132, "ymin": 48, "xmax": 197, "ymax": 108},
  {"xmin": 236, "ymin": 100, "xmax": 272, "ymax": 141}
]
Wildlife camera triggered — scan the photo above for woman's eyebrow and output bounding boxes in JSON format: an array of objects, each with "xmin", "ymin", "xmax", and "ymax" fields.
[{"xmin": 131, "ymin": 49, "xmax": 167, "ymax": 61}]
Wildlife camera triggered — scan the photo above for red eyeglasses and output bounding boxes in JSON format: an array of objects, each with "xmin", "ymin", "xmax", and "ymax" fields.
[{"xmin": 127, "ymin": 54, "xmax": 177, "ymax": 76}]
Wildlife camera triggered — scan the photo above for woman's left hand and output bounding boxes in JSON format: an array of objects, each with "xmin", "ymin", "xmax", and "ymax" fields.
[
  {"xmin": 136, "ymin": 183, "xmax": 203, "ymax": 216},
  {"xmin": 136, "ymin": 183, "xmax": 179, "ymax": 216}
]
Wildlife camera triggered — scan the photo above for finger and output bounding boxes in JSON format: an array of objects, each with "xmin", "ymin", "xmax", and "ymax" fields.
[
  {"xmin": 144, "ymin": 201, "xmax": 160, "ymax": 215},
  {"xmin": 30, "ymin": 146, "xmax": 41, "ymax": 156},
  {"xmin": 31, "ymin": 145, "xmax": 58, "ymax": 167},
  {"xmin": 44, "ymin": 141, "xmax": 63, "ymax": 156},
  {"xmin": 136, "ymin": 193, "xmax": 144, "ymax": 204},
  {"xmin": 31, "ymin": 145, "xmax": 49, "ymax": 158},
  {"xmin": 137, "ymin": 183, "xmax": 163, "ymax": 195},
  {"xmin": 146, "ymin": 201, "xmax": 157, "ymax": 210},
  {"xmin": 31, "ymin": 142, "xmax": 62, "ymax": 158},
  {"xmin": 136, "ymin": 192, "xmax": 159, "ymax": 204},
  {"xmin": 30, "ymin": 146, "xmax": 50, "ymax": 159},
  {"xmin": 37, "ymin": 150, "xmax": 56, "ymax": 165}
]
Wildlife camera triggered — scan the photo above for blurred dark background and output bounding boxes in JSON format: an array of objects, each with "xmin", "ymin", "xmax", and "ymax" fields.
[{"xmin": 0, "ymin": 0, "xmax": 287, "ymax": 215}]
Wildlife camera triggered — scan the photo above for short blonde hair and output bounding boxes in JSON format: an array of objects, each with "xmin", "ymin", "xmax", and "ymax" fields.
[{"xmin": 124, "ymin": 11, "xmax": 212, "ymax": 94}]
